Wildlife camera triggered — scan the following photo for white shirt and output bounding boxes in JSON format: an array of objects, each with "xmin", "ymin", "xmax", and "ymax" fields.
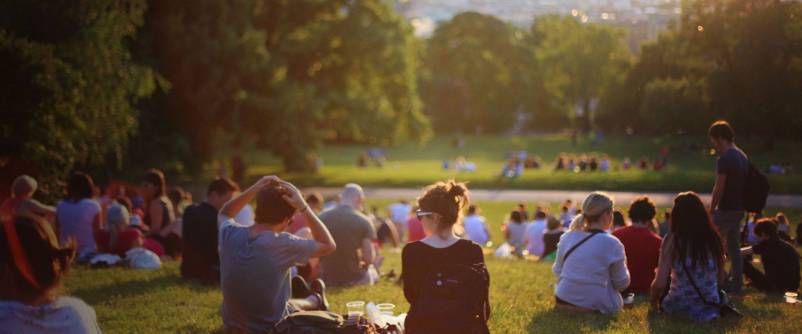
[
  {"xmin": 552, "ymin": 230, "xmax": 630, "ymax": 314},
  {"xmin": 387, "ymin": 203, "xmax": 411, "ymax": 224},
  {"xmin": 463, "ymin": 214, "xmax": 489, "ymax": 245},
  {"xmin": 524, "ymin": 219, "xmax": 547, "ymax": 256},
  {"xmin": 234, "ymin": 204, "xmax": 255, "ymax": 227}
]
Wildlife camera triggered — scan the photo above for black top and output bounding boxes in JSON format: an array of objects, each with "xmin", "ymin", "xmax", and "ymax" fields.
[
  {"xmin": 180, "ymin": 202, "xmax": 220, "ymax": 284},
  {"xmin": 542, "ymin": 231, "xmax": 564, "ymax": 258},
  {"xmin": 754, "ymin": 237, "xmax": 801, "ymax": 292},
  {"xmin": 716, "ymin": 147, "xmax": 748, "ymax": 211},
  {"xmin": 402, "ymin": 239, "xmax": 487, "ymax": 334}
]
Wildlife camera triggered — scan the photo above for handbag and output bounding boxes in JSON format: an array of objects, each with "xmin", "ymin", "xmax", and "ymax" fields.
[{"xmin": 681, "ymin": 261, "xmax": 744, "ymax": 318}]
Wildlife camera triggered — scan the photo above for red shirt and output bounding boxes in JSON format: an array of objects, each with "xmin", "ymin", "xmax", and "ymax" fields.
[
  {"xmin": 407, "ymin": 217, "xmax": 425, "ymax": 243},
  {"xmin": 612, "ymin": 225, "xmax": 662, "ymax": 294},
  {"xmin": 96, "ymin": 229, "xmax": 143, "ymax": 257}
]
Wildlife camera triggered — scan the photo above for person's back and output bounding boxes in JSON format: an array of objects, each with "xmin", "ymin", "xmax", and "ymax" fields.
[
  {"xmin": 57, "ymin": 198, "xmax": 100, "ymax": 255},
  {"xmin": 181, "ymin": 202, "xmax": 220, "ymax": 284},
  {"xmin": 717, "ymin": 146, "xmax": 748, "ymax": 211},
  {"xmin": 525, "ymin": 219, "xmax": 547, "ymax": 256},
  {"xmin": 661, "ymin": 254, "xmax": 721, "ymax": 322},
  {"xmin": 506, "ymin": 221, "xmax": 527, "ymax": 251},
  {"xmin": 553, "ymin": 230, "xmax": 629, "ymax": 314},
  {"xmin": 318, "ymin": 205, "xmax": 375, "ymax": 286},
  {"xmin": 463, "ymin": 214, "xmax": 489, "ymax": 245},
  {"xmin": 0, "ymin": 296, "xmax": 100, "ymax": 334},
  {"xmin": 612, "ymin": 226, "xmax": 661, "ymax": 294}
]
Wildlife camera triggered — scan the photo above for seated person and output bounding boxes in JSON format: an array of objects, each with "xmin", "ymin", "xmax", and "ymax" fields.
[
  {"xmin": 554, "ymin": 192, "xmax": 629, "ymax": 314},
  {"xmin": 524, "ymin": 209, "xmax": 548, "ymax": 257},
  {"xmin": 319, "ymin": 184, "xmax": 378, "ymax": 287},
  {"xmin": 504, "ymin": 211, "xmax": 527, "ymax": 256},
  {"xmin": 463, "ymin": 205, "xmax": 491, "ymax": 246},
  {"xmin": 651, "ymin": 192, "xmax": 725, "ymax": 322},
  {"xmin": 612, "ymin": 196, "xmax": 662, "ymax": 294},
  {"xmin": 218, "ymin": 176, "xmax": 336, "ymax": 333},
  {"xmin": 0, "ymin": 175, "xmax": 56, "ymax": 222},
  {"xmin": 0, "ymin": 215, "xmax": 101, "ymax": 333},
  {"xmin": 402, "ymin": 180, "xmax": 490, "ymax": 334},
  {"xmin": 180, "ymin": 177, "xmax": 238, "ymax": 285},
  {"xmin": 95, "ymin": 204, "xmax": 143, "ymax": 257},
  {"xmin": 741, "ymin": 218, "xmax": 801, "ymax": 293},
  {"xmin": 541, "ymin": 216, "xmax": 564, "ymax": 261}
]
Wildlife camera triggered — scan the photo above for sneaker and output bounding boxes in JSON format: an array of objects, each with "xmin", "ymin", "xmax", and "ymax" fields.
[
  {"xmin": 310, "ymin": 279, "xmax": 329, "ymax": 311},
  {"xmin": 291, "ymin": 276, "xmax": 313, "ymax": 299}
]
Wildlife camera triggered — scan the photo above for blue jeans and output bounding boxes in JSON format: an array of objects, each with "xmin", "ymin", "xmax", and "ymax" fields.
[{"xmin": 713, "ymin": 210, "xmax": 744, "ymax": 293}]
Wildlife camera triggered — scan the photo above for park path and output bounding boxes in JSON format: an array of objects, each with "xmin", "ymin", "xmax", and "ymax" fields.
[{"xmin": 305, "ymin": 187, "xmax": 802, "ymax": 209}]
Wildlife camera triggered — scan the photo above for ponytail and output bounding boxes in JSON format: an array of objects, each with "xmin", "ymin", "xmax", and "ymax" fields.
[{"xmin": 568, "ymin": 213, "xmax": 586, "ymax": 231}]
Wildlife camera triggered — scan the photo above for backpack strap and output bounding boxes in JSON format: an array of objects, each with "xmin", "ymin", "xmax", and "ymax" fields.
[{"xmin": 561, "ymin": 231, "xmax": 602, "ymax": 263}]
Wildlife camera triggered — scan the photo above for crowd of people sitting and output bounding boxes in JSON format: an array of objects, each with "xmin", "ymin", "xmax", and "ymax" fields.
[{"xmin": 0, "ymin": 121, "xmax": 800, "ymax": 333}]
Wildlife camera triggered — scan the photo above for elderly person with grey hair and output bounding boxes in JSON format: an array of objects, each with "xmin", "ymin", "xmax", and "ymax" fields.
[
  {"xmin": 0, "ymin": 175, "xmax": 56, "ymax": 222},
  {"xmin": 318, "ymin": 183, "xmax": 379, "ymax": 287}
]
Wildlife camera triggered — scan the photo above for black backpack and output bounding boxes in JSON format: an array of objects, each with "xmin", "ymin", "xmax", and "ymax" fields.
[
  {"xmin": 743, "ymin": 161, "xmax": 770, "ymax": 213},
  {"xmin": 412, "ymin": 262, "xmax": 491, "ymax": 334}
]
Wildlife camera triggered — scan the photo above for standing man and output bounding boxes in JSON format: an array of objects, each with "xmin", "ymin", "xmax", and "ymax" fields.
[
  {"xmin": 708, "ymin": 120, "xmax": 749, "ymax": 294},
  {"xmin": 319, "ymin": 183, "xmax": 378, "ymax": 287}
]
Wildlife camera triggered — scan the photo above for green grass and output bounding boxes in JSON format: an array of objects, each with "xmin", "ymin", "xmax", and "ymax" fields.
[
  {"xmin": 64, "ymin": 200, "xmax": 802, "ymax": 333},
  {"xmin": 235, "ymin": 134, "xmax": 802, "ymax": 194}
]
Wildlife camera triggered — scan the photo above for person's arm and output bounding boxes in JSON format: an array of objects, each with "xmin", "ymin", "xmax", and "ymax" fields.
[
  {"xmin": 385, "ymin": 219, "xmax": 401, "ymax": 248},
  {"xmin": 220, "ymin": 176, "xmax": 280, "ymax": 219},
  {"xmin": 278, "ymin": 180, "xmax": 336, "ymax": 258},
  {"xmin": 650, "ymin": 234, "xmax": 674, "ymax": 310},
  {"xmin": 361, "ymin": 238, "xmax": 375, "ymax": 266},
  {"xmin": 26, "ymin": 199, "xmax": 56, "ymax": 216},
  {"xmin": 610, "ymin": 245, "xmax": 631, "ymax": 291},
  {"xmin": 710, "ymin": 174, "xmax": 727, "ymax": 212},
  {"xmin": 401, "ymin": 246, "xmax": 416, "ymax": 303},
  {"xmin": 149, "ymin": 200, "xmax": 164, "ymax": 234},
  {"xmin": 552, "ymin": 237, "xmax": 565, "ymax": 277}
]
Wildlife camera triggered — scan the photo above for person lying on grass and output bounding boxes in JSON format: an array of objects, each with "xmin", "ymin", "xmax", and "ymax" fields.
[
  {"xmin": 553, "ymin": 192, "xmax": 630, "ymax": 314},
  {"xmin": 0, "ymin": 214, "xmax": 101, "ymax": 333},
  {"xmin": 218, "ymin": 176, "xmax": 336, "ymax": 333}
]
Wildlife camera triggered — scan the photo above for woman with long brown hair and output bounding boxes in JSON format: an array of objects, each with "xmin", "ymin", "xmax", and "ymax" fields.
[
  {"xmin": 651, "ymin": 192, "xmax": 726, "ymax": 322},
  {"xmin": 141, "ymin": 168, "xmax": 181, "ymax": 257}
]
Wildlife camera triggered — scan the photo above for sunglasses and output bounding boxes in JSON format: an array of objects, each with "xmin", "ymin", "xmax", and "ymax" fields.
[{"xmin": 416, "ymin": 210, "xmax": 437, "ymax": 220}]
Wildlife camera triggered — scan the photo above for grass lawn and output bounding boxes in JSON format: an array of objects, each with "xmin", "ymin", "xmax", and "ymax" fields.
[
  {"xmin": 236, "ymin": 134, "xmax": 802, "ymax": 194},
  {"xmin": 64, "ymin": 200, "xmax": 802, "ymax": 333}
]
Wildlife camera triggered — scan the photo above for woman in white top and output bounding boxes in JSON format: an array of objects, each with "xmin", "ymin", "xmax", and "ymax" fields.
[
  {"xmin": 56, "ymin": 172, "xmax": 102, "ymax": 260},
  {"xmin": 553, "ymin": 192, "xmax": 630, "ymax": 314}
]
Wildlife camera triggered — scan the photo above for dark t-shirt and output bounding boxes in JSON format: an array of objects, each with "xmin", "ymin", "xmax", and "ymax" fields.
[
  {"xmin": 318, "ymin": 205, "xmax": 377, "ymax": 286},
  {"xmin": 716, "ymin": 146, "xmax": 748, "ymax": 211},
  {"xmin": 181, "ymin": 202, "xmax": 220, "ymax": 284},
  {"xmin": 402, "ymin": 239, "xmax": 488, "ymax": 334},
  {"xmin": 753, "ymin": 237, "xmax": 801, "ymax": 292},
  {"xmin": 612, "ymin": 226, "xmax": 662, "ymax": 294},
  {"xmin": 542, "ymin": 231, "xmax": 564, "ymax": 258}
]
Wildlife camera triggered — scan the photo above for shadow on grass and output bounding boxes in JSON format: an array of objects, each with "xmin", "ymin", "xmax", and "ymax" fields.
[
  {"xmin": 69, "ymin": 271, "xmax": 217, "ymax": 306},
  {"xmin": 526, "ymin": 308, "xmax": 615, "ymax": 333},
  {"xmin": 645, "ymin": 307, "xmax": 743, "ymax": 334}
]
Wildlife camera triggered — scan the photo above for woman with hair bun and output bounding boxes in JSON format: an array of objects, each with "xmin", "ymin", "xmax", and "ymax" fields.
[
  {"xmin": 402, "ymin": 180, "xmax": 490, "ymax": 334},
  {"xmin": 0, "ymin": 215, "xmax": 101, "ymax": 333},
  {"xmin": 554, "ymin": 192, "xmax": 630, "ymax": 314}
]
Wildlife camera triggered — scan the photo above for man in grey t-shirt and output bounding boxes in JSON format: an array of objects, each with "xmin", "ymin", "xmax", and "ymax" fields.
[
  {"xmin": 708, "ymin": 120, "xmax": 749, "ymax": 294},
  {"xmin": 218, "ymin": 176, "xmax": 337, "ymax": 332},
  {"xmin": 319, "ymin": 183, "xmax": 378, "ymax": 287}
]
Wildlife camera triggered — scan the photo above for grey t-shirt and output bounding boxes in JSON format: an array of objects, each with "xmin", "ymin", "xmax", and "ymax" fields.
[
  {"xmin": 716, "ymin": 146, "xmax": 748, "ymax": 211},
  {"xmin": 0, "ymin": 296, "xmax": 101, "ymax": 334},
  {"xmin": 218, "ymin": 217, "xmax": 317, "ymax": 332},
  {"xmin": 318, "ymin": 205, "xmax": 377, "ymax": 286}
]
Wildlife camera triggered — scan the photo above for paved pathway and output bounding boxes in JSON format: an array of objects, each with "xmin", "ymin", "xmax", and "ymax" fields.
[{"xmin": 305, "ymin": 187, "xmax": 802, "ymax": 209}]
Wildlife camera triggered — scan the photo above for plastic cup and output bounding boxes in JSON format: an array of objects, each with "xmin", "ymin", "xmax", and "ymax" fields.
[
  {"xmin": 376, "ymin": 303, "xmax": 396, "ymax": 316},
  {"xmin": 346, "ymin": 301, "xmax": 365, "ymax": 318},
  {"xmin": 785, "ymin": 292, "xmax": 798, "ymax": 304}
]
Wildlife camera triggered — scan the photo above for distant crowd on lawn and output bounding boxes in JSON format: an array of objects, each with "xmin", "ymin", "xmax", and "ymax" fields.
[{"xmin": 1, "ymin": 120, "xmax": 801, "ymax": 333}]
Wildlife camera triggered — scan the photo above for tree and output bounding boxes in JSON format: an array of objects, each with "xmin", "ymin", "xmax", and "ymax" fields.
[
  {"xmin": 0, "ymin": 0, "xmax": 157, "ymax": 197},
  {"xmin": 529, "ymin": 15, "xmax": 632, "ymax": 133},
  {"xmin": 421, "ymin": 12, "xmax": 529, "ymax": 133}
]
